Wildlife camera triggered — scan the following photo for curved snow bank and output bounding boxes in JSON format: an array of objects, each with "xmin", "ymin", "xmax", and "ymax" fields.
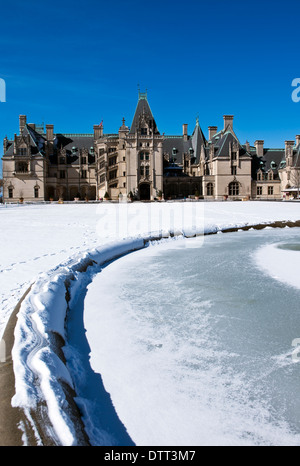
[
  {"xmin": 10, "ymin": 218, "xmax": 300, "ymax": 445},
  {"xmin": 11, "ymin": 238, "xmax": 145, "ymax": 446}
]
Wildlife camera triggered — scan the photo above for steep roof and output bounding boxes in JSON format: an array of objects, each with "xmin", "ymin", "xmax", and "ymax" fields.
[
  {"xmin": 129, "ymin": 92, "xmax": 159, "ymax": 135},
  {"xmin": 191, "ymin": 118, "xmax": 207, "ymax": 163},
  {"xmin": 4, "ymin": 124, "xmax": 46, "ymax": 157},
  {"xmin": 210, "ymin": 127, "xmax": 251, "ymax": 159}
]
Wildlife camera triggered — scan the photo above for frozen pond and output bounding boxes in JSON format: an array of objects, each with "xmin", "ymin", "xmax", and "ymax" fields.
[{"xmin": 84, "ymin": 227, "xmax": 300, "ymax": 446}]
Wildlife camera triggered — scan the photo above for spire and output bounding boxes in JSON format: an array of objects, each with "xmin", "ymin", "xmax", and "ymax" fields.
[
  {"xmin": 191, "ymin": 116, "xmax": 207, "ymax": 163},
  {"xmin": 130, "ymin": 89, "xmax": 159, "ymax": 135}
]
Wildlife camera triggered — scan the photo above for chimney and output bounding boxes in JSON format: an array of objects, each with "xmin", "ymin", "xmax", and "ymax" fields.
[
  {"xmin": 223, "ymin": 115, "xmax": 234, "ymax": 131},
  {"xmin": 28, "ymin": 123, "xmax": 36, "ymax": 131},
  {"xmin": 296, "ymin": 135, "xmax": 300, "ymax": 147},
  {"xmin": 254, "ymin": 140, "xmax": 264, "ymax": 157},
  {"xmin": 46, "ymin": 124, "xmax": 54, "ymax": 141},
  {"xmin": 208, "ymin": 126, "xmax": 218, "ymax": 140},
  {"xmin": 182, "ymin": 123, "xmax": 188, "ymax": 141},
  {"xmin": 19, "ymin": 115, "xmax": 27, "ymax": 134},
  {"xmin": 94, "ymin": 124, "xmax": 103, "ymax": 140},
  {"xmin": 3, "ymin": 136, "xmax": 8, "ymax": 154},
  {"xmin": 285, "ymin": 140, "xmax": 295, "ymax": 160}
]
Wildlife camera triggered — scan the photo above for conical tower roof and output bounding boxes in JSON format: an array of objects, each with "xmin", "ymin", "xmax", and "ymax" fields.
[{"xmin": 129, "ymin": 90, "xmax": 159, "ymax": 135}]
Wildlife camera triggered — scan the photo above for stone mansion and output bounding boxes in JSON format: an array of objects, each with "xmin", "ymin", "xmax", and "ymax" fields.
[{"xmin": 2, "ymin": 91, "xmax": 300, "ymax": 202}]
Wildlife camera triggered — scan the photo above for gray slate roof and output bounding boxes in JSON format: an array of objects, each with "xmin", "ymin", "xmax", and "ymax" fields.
[{"xmin": 129, "ymin": 95, "xmax": 159, "ymax": 135}]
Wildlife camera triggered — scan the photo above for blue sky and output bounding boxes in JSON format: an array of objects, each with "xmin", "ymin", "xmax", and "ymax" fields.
[{"xmin": 1, "ymin": 0, "xmax": 300, "ymax": 172}]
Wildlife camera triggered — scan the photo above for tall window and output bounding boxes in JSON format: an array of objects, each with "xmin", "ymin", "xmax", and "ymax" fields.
[
  {"xmin": 229, "ymin": 181, "xmax": 239, "ymax": 196},
  {"xmin": 8, "ymin": 187, "xmax": 13, "ymax": 199},
  {"xmin": 257, "ymin": 186, "xmax": 262, "ymax": 195},
  {"xmin": 59, "ymin": 170, "xmax": 66, "ymax": 179},
  {"xmin": 231, "ymin": 166, "xmax": 237, "ymax": 175},
  {"xmin": 268, "ymin": 186, "xmax": 274, "ymax": 195},
  {"xmin": 207, "ymin": 183, "xmax": 214, "ymax": 196},
  {"xmin": 81, "ymin": 170, "xmax": 87, "ymax": 179},
  {"xmin": 34, "ymin": 186, "xmax": 39, "ymax": 198}
]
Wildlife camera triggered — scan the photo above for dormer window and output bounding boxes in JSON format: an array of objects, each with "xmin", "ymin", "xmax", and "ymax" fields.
[
  {"xmin": 19, "ymin": 148, "xmax": 27, "ymax": 156},
  {"xmin": 141, "ymin": 128, "xmax": 147, "ymax": 135}
]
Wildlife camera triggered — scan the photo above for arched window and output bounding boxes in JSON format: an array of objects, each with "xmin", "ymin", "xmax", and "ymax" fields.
[
  {"xmin": 207, "ymin": 182, "xmax": 214, "ymax": 196},
  {"xmin": 229, "ymin": 181, "xmax": 239, "ymax": 196}
]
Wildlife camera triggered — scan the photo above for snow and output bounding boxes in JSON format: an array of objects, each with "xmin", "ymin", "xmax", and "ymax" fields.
[
  {"xmin": 1, "ymin": 200, "xmax": 300, "ymax": 445},
  {"xmin": 254, "ymin": 241, "xmax": 300, "ymax": 291}
]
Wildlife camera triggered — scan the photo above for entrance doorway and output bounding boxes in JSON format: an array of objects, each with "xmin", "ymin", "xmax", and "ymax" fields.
[{"xmin": 139, "ymin": 183, "xmax": 151, "ymax": 201}]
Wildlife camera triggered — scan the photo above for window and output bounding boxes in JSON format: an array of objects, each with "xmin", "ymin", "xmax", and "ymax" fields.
[
  {"xmin": 232, "ymin": 152, "xmax": 237, "ymax": 161},
  {"xmin": 99, "ymin": 161, "xmax": 105, "ymax": 169},
  {"xmin": 207, "ymin": 183, "xmax": 214, "ymax": 196},
  {"xmin": 8, "ymin": 187, "xmax": 13, "ymax": 199},
  {"xmin": 140, "ymin": 166, "xmax": 144, "ymax": 176},
  {"xmin": 257, "ymin": 186, "xmax": 262, "ymax": 195},
  {"xmin": 231, "ymin": 166, "xmax": 237, "ymax": 175},
  {"xmin": 59, "ymin": 170, "xmax": 66, "ymax": 179},
  {"xmin": 123, "ymin": 171, "xmax": 126, "ymax": 177},
  {"xmin": 141, "ymin": 128, "xmax": 147, "ymax": 135},
  {"xmin": 109, "ymin": 156, "xmax": 117, "ymax": 166},
  {"xmin": 145, "ymin": 166, "xmax": 150, "ymax": 176},
  {"xmin": 81, "ymin": 170, "xmax": 87, "ymax": 179},
  {"xmin": 257, "ymin": 172, "xmax": 261, "ymax": 181},
  {"xmin": 140, "ymin": 152, "xmax": 144, "ymax": 161},
  {"xmin": 268, "ymin": 186, "xmax": 274, "ymax": 195},
  {"xmin": 19, "ymin": 148, "xmax": 27, "ymax": 156},
  {"xmin": 15, "ymin": 161, "xmax": 28, "ymax": 173},
  {"xmin": 34, "ymin": 186, "xmax": 39, "ymax": 198},
  {"xmin": 100, "ymin": 174, "xmax": 105, "ymax": 184},
  {"xmin": 109, "ymin": 169, "xmax": 117, "ymax": 180},
  {"xmin": 81, "ymin": 157, "xmax": 87, "ymax": 165},
  {"xmin": 229, "ymin": 181, "xmax": 239, "ymax": 196}
]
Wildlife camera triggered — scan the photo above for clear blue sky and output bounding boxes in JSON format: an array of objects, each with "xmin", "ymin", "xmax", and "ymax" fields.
[{"xmin": 1, "ymin": 0, "xmax": 300, "ymax": 171}]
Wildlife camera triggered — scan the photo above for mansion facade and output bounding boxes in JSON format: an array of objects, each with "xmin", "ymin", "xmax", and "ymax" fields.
[{"xmin": 2, "ymin": 91, "xmax": 300, "ymax": 203}]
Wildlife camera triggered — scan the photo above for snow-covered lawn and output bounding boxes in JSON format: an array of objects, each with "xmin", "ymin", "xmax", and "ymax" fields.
[{"xmin": 1, "ymin": 200, "xmax": 300, "ymax": 445}]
